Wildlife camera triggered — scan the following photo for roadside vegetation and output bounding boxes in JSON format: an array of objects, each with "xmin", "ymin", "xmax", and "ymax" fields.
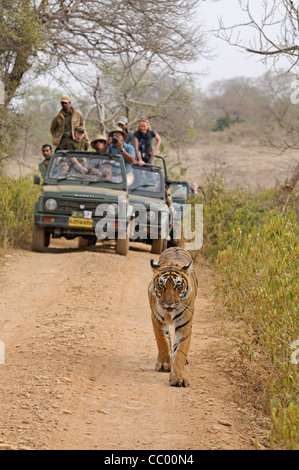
[
  {"xmin": 193, "ymin": 178, "xmax": 299, "ymax": 450},
  {"xmin": 0, "ymin": 175, "xmax": 39, "ymax": 250}
]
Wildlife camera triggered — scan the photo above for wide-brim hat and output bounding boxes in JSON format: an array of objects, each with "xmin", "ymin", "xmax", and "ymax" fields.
[
  {"xmin": 108, "ymin": 127, "xmax": 127, "ymax": 139},
  {"xmin": 91, "ymin": 134, "xmax": 107, "ymax": 149}
]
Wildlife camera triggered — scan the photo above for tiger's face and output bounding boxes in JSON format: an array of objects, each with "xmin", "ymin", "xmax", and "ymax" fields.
[{"xmin": 153, "ymin": 270, "xmax": 190, "ymax": 311}]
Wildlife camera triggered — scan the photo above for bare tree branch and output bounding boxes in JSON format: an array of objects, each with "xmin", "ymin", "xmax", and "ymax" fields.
[
  {"xmin": 217, "ymin": 0, "xmax": 299, "ymax": 69},
  {"xmin": 1, "ymin": 0, "xmax": 207, "ymax": 106}
]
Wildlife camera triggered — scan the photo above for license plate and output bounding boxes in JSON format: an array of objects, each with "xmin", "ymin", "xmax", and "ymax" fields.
[{"xmin": 69, "ymin": 217, "xmax": 93, "ymax": 228}]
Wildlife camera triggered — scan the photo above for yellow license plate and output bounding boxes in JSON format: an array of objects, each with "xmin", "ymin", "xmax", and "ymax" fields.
[{"xmin": 69, "ymin": 217, "xmax": 93, "ymax": 228}]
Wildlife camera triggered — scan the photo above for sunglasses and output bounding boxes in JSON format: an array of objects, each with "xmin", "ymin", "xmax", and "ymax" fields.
[{"xmin": 95, "ymin": 140, "xmax": 106, "ymax": 144}]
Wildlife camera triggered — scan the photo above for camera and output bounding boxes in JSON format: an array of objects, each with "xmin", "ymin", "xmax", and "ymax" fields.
[{"xmin": 112, "ymin": 136, "xmax": 119, "ymax": 145}]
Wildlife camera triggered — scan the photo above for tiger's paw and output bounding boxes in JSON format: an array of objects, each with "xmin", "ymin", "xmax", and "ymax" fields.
[
  {"xmin": 169, "ymin": 373, "xmax": 190, "ymax": 387},
  {"xmin": 155, "ymin": 362, "xmax": 172, "ymax": 373}
]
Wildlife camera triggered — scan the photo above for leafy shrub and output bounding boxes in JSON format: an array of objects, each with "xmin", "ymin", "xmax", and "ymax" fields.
[
  {"xmin": 198, "ymin": 177, "xmax": 276, "ymax": 259},
  {"xmin": 0, "ymin": 175, "xmax": 39, "ymax": 248},
  {"xmin": 193, "ymin": 178, "xmax": 299, "ymax": 449}
]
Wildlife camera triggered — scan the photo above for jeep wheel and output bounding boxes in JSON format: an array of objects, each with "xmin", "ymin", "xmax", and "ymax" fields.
[
  {"xmin": 116, "ymin": 235, "xmax": 129, "ymax": 256},
  {"xmin": 78, "ymin": 237, "xmax": 89, "ymax": 249},
  {"xmin": 45, "ymin": 232, "xmax": 50, "ymax": 248},
  {"xmin": 151, "ymin": 236, "xmax": 167, "ymax": 255},
  {"xmin": 88, "ymin": 236, "xmax": 97, "ymax": 246},
  {"xmin": 78, "ymin": 236, "xmax": 97, "ymax": 249},
  {"xmin": 32, "ymin": 226, "xmax": 47, "ymax": 252}
]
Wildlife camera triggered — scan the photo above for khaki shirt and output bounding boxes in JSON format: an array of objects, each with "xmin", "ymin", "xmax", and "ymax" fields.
[
  {"xmin": 50, "ymin": 107, "xmax": 88, "ymax": 147},
  {"xmin": 63, "ymin": 113, "xmax": 72, "ymax": 138},
  {"xmin": 66, "ymin": 139, "xmax": 89, "ymax": 151}
]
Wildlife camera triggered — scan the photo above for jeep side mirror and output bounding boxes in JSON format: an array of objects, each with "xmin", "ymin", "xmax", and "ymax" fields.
[{"xmin": 34, "ymin": 175, "xmax": 41, "ymax": 185}]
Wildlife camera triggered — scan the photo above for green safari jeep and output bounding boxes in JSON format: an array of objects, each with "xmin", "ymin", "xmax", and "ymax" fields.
[
  {"xmin": 128, "ymin": 158, "xmax": 172, "ymax": 255},
  {"xmin": 32, "ymin": 150, "xmax": 132, "ymax": 255}
]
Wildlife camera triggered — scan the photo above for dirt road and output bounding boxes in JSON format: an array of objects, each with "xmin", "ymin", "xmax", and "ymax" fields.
[{"xmin": 0, "ymin": 240, "xmax": 268, "ymax": 450}]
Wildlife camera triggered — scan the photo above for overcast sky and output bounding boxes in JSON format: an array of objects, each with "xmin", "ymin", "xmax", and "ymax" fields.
[{"xmin": 194, "ymin": 0, "xmax": 277, "ymax": 90}]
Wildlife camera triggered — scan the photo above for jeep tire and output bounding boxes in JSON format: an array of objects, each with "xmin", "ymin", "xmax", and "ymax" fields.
[
  {"xmin": 116, "ymin": 235, "xmax": 129, "ymax": 256},
  {"xmin": 151, "ymin": 236, "xmax": 167, "ymax": 255},
  {"xmin": 78, "ymin": 236, "xmax": 98, "ymax": 249},
  {"xmin": 32, "ymin": 226, "xmax": 47, "ymax": 252},
  {"xmin": 78, "ymin": 237, "xmax": 89, "ymax": 249}
]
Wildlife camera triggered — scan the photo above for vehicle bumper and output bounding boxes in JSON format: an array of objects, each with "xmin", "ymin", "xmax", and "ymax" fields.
[{"xmin": 34, "ymin": 213, "xmax": 129, "ymax": 238}]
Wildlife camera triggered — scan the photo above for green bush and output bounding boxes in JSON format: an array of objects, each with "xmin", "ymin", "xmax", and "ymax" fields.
[
  {"xmin": 0, "ymin": 175, "xmax": 39, "ymax": 248},
  {"xmin": 199, "ymin": 177, "xmax": 276, "ymax": 259},
  {"xmin": 193, "ymin": 178, "xmax": 299, "ymax": 449}
]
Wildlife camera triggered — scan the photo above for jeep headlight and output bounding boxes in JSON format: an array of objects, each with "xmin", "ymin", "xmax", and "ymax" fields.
[{"xmin": 44, "ymin": 198, "xmax": 58, "ymax": 211}]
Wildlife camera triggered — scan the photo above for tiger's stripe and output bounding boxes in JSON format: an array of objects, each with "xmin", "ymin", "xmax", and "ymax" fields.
[{"xmin": 148, "ymin": 247, "xmax": 198, "ymax": 387}]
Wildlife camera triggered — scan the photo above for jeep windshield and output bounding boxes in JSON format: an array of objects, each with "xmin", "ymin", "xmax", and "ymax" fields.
[
  {"xmin": 47, "ymin": 152, "xmax": 125, "ymax": 185},
  {"xmin": 129, "ymin": 165, "xmax": 164, "ymax": 198},
  {"xmin": 169, "ymin": 182, "xmax": 189, "ymax": 202}
]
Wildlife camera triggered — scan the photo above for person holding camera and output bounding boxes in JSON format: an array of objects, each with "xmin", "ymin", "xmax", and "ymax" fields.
[{"xmin": 107, "ymin": 127, "xmax": 136, "ymax": 173}]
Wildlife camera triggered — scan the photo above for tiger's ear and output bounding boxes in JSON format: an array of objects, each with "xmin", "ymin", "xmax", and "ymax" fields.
[
  {"xmin": 150, "ymin": 259, "xmax": 161, "ymax": 273},
  {"xmin": 182, "ymin": 261, "xmax": 193, "ymax": 275}
]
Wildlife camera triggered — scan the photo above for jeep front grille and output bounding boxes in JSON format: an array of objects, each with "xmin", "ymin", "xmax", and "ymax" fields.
[{"xmin": 58, "ymin": 199, "xmax": 100, "ymax": 216}]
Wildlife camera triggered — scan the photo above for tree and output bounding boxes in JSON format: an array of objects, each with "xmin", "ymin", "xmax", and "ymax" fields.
[
  {"xmin": 0, "ymin": 0, "xmax": 44, "ymax": 104},
  {"xmin": 217, "ymin": 0, "xmax": 299, "ymax": 71},
  {"xmin": 1, "ymin": 0, "xmax": 206, "ymax": 106},
  {"xmin": 203, "ymin": 76, "xmax": 274, "ymax": 133},
  {"xmin": 75, "ymin": 56, "xmax": 198, "ymax": 147},
  {"xmin": 17, "ymin": 86, "xmax": 64, "ymax": 158},
  {"xmin": 217, "ymin": 0, "xmax": 299, "ymax": 207}
]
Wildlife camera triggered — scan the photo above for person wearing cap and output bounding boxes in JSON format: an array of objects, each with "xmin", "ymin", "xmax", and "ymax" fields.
[
  {"xmin": 65, "ymin": 126, "xmax": 90, "ymax": 174},
  {"xmin": 90, "ymin": 134, "xmax": 109, "ymax": 153},
  {"xmin": 117, "ymin": 116, "xmax": 134, "ymax": 147},
  {"xmin": 50, "ymin": 97, "xmax": 88, "ymax": 149},
  {"xmin": 66, "ymin": 125, "xmax": 89, "ymax": 151}
]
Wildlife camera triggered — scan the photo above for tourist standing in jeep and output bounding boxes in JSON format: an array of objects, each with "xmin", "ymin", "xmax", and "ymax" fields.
[
  {"xmin": 133, "ymin": 117, "xmax": 161, "ymax": 165},
  {"xmin": 66, "ymin": 126, "xmax": 89, "ymax": 151},
  {"xmin": 50, "ymin": 96, "xmax": 88, "ymax": 150},
  {"xmin": 107, "ymin": 127, "xmax": 136, "ymax": 172}
]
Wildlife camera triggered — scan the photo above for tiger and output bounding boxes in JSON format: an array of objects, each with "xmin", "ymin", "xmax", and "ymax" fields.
[{"xmin": 148, "ymin": 247, "xmax": 198, "ymax": 387}]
